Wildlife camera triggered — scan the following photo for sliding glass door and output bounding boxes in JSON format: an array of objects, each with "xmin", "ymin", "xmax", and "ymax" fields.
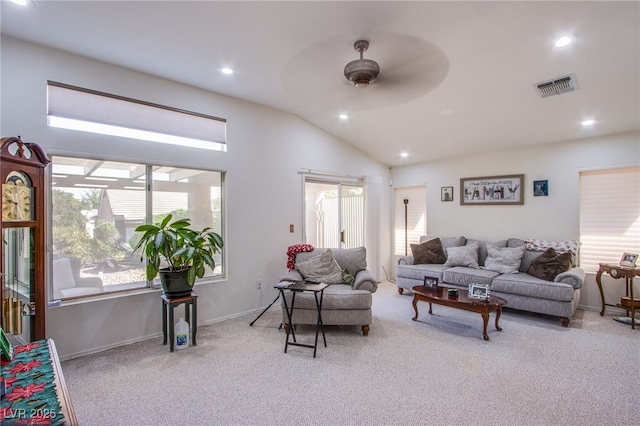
[{"xmin": 304, "ymin": 180, "xmax": 364, "ymax": 249}]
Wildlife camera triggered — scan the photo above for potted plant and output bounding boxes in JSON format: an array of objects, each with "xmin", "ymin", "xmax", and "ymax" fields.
[{"xmin": 133, "ymin": 214, "xmax": 223, "ymax": 297}]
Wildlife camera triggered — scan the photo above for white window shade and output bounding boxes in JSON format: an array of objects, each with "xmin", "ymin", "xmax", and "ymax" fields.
[
  {"xmin": 579, "ymin": 167, "xmax": 640, "ymax": 273},
  {"xmin": 47, "ymin": 82, "xmax": 226, "ymax": 151}
]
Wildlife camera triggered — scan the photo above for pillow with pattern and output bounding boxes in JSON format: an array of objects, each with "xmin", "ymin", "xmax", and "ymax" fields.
[
  {"xmin": 484, "ymin": 245, "xmax": 525, "ymax": 274},
  {"xmin": 444, "ymin": 243, "xmax": 480, "ymax": 268},
  {"xmin": 527, "ymin": 247, "xmax": 572, "ymax": 281},
  {"xmin": 525, "ymin": 239, "xmax": 579, "ymax": 256},
  {"xmin": 295, "ymin": 249, "xmax": 343, "ymax": 284},
  {"xmin": 411, "ymin": 238, "xmax": 446, "ymax": 264}
]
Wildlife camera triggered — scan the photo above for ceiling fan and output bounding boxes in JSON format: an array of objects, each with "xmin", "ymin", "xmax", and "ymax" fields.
[
  {"xmin": 282, "ymin": 34, "xmax": 449, "ymax": 109},
  {"xmin": 344, "ymin": 40, "xmax": 380, "ymax": 87}
]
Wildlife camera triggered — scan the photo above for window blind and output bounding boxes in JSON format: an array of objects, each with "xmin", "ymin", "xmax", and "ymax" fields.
[
  {"xmin": 579, "ymin": 166, "xmax": 640, "ymax": 273},
  {"xmin": 47, "ymin": 82, "xmax": 226, "ymax": 151}
]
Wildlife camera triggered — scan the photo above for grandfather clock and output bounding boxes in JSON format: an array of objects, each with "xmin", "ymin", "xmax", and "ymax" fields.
[{"xmin": 1, "ymin": 136, "xmax": 50, "ymax": 343}]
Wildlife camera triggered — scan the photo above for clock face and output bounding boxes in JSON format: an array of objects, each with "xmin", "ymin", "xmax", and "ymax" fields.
[{"xmin": 2, "ymin": 171, "xmax": 33, "ymax": 222}]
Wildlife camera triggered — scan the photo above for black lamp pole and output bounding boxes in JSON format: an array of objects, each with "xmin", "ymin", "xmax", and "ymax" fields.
[{"xmin": 403, "ymin": 198, "xmax": 409, "ymax": 256}]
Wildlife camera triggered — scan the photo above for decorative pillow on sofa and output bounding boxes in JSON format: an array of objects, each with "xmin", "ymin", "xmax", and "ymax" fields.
[
  {"xmin": 483, "ymin": 245, "xmax": 525, "ymax": 274},
  {"xmin": 525, "ymin": 238, "xmax": 579, "ymax": 256},
  {"xmin": 525, "ymin": 238, "xmax": 579, "ymax": 266},
  {"xmin": 410, "ymin": 238, "xmax": 446, "ymax": 264},
  {"xmin": 527, "ymin": 247, "xmax": 572, "ymax": 281},
  {"xmin": 295, "ymin": 249, "xmax": 343, "ymax": 284},
  {"xmin": 444, "ymin": 243, "xmax": 480, "ymax": 268},
  {"xmin": 420, "ymin": 236, "xmax": 466, "ymax": 259}
]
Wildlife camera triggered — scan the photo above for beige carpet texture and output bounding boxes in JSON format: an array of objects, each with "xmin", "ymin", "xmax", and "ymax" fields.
[{"xmin": 61, "ymin": 281, "xmax": 639, "ymax": 425}]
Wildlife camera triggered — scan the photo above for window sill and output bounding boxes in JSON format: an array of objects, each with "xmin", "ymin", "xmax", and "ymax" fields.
[{"xmin": 49, "ymin": 276, "xmax": 227, "ymax": 307}]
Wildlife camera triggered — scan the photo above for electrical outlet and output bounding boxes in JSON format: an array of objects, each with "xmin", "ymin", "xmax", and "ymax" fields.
[{"xmin": 257, "ymin": 279, "xmax": 262, "ymax": 289}]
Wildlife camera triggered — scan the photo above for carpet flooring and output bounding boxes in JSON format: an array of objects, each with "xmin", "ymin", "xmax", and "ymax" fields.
[{"xmin": 61, "ymin": 281, "xmax": 639, "ymax": 425}]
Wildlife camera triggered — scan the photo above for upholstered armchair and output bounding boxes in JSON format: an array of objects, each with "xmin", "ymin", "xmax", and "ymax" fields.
[{"xmin": 279, "ymin": 247, "xmax": 377, "ymax": 335}]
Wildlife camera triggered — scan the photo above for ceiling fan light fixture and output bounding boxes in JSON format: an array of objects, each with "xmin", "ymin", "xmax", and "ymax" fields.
[{"xmin": 344, "ymin": 40, "xmax": 380, "ymax": 87}]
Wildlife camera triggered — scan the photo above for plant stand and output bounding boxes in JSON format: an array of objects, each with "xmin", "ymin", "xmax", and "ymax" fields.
[{"xmin": 161, "ymin": 293, "xmax": 198, "ymax": 352}]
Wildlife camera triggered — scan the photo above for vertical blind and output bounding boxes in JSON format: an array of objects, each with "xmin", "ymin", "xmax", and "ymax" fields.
[
  {"xmin": 579, "ymin": 166, "xmax": 640, "ymax": 272},
  {"xmin": 394, "ymin": 186, "xmax": 427, "ymax": 256}
]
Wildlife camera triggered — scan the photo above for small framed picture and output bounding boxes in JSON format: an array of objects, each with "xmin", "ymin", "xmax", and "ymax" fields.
[
  {"xmin": 469, "ymin": 283, "xmax": 490, "ymax": 300},
  {"xmin": 0, "ymin": 327, "xmax": 13, "ymax": 361},
  {"xmin": 441, "ymin": 186, "xmax": 453, "ymax": 202},
  {"xmin": 533, "ymin": 180, "xmax": 548, "ymax": 197},
  {"xmin": 620, "ymin": 253, "xmax": 639, "ymax": 268},
  {"xmin": 423, "ymin": 276, "xmax": 439, "ymax": 292}
]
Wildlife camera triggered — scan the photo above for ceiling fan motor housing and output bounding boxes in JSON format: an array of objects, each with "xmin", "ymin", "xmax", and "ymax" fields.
[{"xmin": 344, "ymin": 40, "xmax": 380, "ymax": 87}]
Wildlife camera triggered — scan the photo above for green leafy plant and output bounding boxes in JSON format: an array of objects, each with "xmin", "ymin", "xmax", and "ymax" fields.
[{"xmin": 133, "ymin": 214, "xmax": 224, "ymax": 286}]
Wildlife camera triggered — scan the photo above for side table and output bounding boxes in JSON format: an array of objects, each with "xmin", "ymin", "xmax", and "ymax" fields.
[
  {"xmin": 277, "ymin": 282, "xmax": 329, "ymax": 358},
  {"xmin": 161, "ymin": 293, "xmax": 198, "ymax": 351},
  {"xmin": 595, "ymin": 263, "xmax": 639, "ymax": 329}
]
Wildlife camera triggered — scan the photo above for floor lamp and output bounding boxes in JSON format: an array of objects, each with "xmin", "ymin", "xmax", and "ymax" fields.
[{"xmin": 403, "ymin": 197, "xmax": 409, "ymax": 256}]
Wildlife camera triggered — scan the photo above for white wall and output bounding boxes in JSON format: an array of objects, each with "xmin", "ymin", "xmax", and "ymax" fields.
[
  {"xmin": 390, "ymin": 131, "xmax": 640, "ymax": 311},
  {"xmin": 0, "ymin": 37, "xmax": 391, "ymax": 358}
]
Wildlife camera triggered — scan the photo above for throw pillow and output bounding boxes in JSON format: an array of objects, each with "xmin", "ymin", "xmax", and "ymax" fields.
[
  {"xmin": 341, "ymin": 269, "xmax": 355, "ymax": 286},
  {"xmin": 420, "ymin": 236, "xmax": 467, "ymax": 258},
  {"xmin": 525, "ymin": 238, "xmax": 579, "ymax": 256},
  {"xmin": 483, "ymin": 245, "xmax": 525, "ymax": 274},
  {"xmin": 443, "ymin": 243, "xmax": 480, "ymax": 268},
  {"xmin": 410, "ymin": 238, "xmax": 446, "ymax": 265},
  {"xmin": 295, "ymin": 249, "xmax": 343, "ymax": 284},
  {"xmin": 333, "ymin": 247, "xmax": 367, "ymax": 276},
  {"xmin": 527, "ymin": 247, "xmax": 572, "ymax": 281}
]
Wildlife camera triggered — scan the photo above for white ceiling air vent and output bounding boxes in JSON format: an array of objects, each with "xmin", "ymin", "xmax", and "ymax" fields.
[{"xmin": 535, "ymin": 74, "xmax": 577, "ymax": 98}]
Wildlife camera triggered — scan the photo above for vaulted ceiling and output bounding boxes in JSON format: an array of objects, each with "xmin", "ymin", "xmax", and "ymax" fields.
[{"xmin": 1, "ymin": 1, "xmax": 638, "ymax": 167}]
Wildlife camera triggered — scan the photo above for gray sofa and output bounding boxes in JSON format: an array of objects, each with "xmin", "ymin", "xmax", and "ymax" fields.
[
  {"xmin": 280, "ymin": 247, "xmax": 377, "ymax": 335},
  {"xmin": 396, "ymin": 236, "xmax": 585, "ymax": 326}
]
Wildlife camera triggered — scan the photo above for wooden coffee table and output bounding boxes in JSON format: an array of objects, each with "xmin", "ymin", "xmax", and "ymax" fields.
[{"xmin": 411, "ymin": 285, "xmax": 507, "ymax": 340}]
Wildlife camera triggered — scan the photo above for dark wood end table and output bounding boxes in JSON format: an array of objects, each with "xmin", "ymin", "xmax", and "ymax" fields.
[
  {"xmin": 411, "ymin": 285, "xmax": 507, "ymax": 341},
  {"xmin": 595, "ymin": 263, "xmax": 639, "ymax": 329}
]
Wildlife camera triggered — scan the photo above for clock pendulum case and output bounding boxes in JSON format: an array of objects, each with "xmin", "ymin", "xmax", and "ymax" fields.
[{"xmin": 1, "ymin": 136, "xmax": 50, "ymax": 342}]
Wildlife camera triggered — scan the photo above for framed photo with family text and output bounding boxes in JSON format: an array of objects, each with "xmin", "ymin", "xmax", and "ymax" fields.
[{"xmin": 460, "ymin": 174, "xmax": 524, "ymax": 205}]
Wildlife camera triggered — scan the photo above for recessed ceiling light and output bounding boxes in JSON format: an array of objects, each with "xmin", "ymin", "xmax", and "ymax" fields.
[
  {"xmin": 220, "ymin": 68, "xmax": 234, "ymax": 75},
  {"xmin": 338, "ymin": 113, "xmax": 349, "ymax": 120},
  {"xmin": 555, "ymin": 35, "xmax": 574, "ymax": 47},
  {"xmin": 10, "ymin": 0, "xmax": 28, "ymax": 5},
  {"xmin": 581, "ymin": 119, "xmax": 595, "ymax": 126},
  {"xmin": 400, "ymin": 152, "xmax": 409, "ymax": 158}
]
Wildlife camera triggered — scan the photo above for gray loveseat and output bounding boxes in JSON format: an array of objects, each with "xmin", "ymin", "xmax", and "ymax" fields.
[
  {"xmin": 396, "ymin": 236, "xmax": 585, "ymax": 326},
  {"xmin": 280, "ymin": 247, "xmax": 377, "ymax": 335}
]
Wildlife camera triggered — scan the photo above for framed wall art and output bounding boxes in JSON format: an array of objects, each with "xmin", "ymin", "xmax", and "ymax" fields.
[
  {"xmin": 460, "ymin": 174, "xmax": 524, "ymax": 205},
  {"xmin": 441, "ymin": 186, "xmax": 453, "ymax": 202},
  {"xmin": 533, "ymin": 180, "xmax": 548, "ymax": 197}
]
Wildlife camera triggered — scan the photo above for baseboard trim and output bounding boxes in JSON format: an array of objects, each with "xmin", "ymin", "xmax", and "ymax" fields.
[{"xmin": 60, "ymin": 307, "xmax": 271, "ymax": 361}]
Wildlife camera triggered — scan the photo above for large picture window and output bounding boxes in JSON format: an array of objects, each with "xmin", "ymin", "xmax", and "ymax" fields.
[{"xmin": 50, "ymin": 156, "xmax": 224, "ymax": 300}]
